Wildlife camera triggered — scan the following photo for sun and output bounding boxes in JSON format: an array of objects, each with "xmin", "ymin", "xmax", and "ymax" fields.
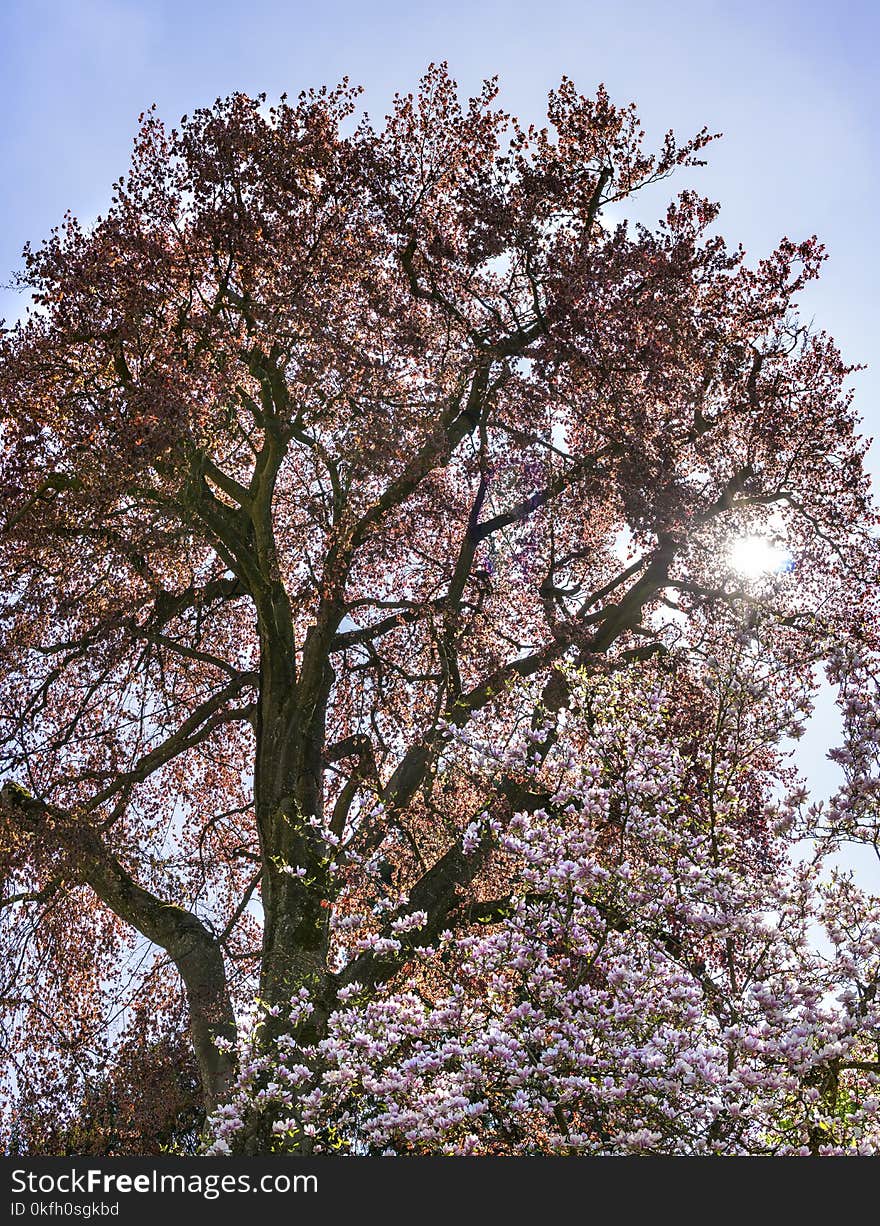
[{"xmin": 727, "ymin": 535, "xmax": 792, "ymax": 579}]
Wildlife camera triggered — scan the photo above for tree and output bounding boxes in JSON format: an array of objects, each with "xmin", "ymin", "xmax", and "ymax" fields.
[
  {"xmin": 0, "ymin": 66, "xmax": 877, "ymax": 1155},
  {"xmin": 7, "ymin": 1003, "xmax": 204, "ymax": 1156},
  {"xmin": 209, "ymin": 656, "xmax": 880, "ymax": 1155}
]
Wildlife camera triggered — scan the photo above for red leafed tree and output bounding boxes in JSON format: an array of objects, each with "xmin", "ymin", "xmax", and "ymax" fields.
[{"xmin": 1, "ymin": 66, "xmax": 878, "ymax": 1155}]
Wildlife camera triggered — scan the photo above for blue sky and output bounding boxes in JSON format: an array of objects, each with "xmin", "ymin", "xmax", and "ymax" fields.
[{"xmin": 1, "ymin": 0, "xmax": 877, "ymax": 845}]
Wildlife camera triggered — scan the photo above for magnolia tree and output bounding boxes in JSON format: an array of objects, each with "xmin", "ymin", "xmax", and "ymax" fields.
[
  {"xmin": 211, "ymin": 658, "xmax": 880, "ymax": 1156},
  {"xmin": 0, "ymin": 67, "xmax": 878, "ymax": 1155}
]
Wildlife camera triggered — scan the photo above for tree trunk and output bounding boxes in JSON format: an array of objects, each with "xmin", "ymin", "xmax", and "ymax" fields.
[{"xmin": 243, "ymin": 634, "xmax": 337, "ymax": 1151}]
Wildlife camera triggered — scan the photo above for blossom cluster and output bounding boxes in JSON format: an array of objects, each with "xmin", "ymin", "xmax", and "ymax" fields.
[{"xmin": 208, "ymin": 664, "xmax": 880, "ymax": 1154}]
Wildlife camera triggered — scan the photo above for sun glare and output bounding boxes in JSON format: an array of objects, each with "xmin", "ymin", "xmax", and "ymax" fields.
[{"xmin": 727, "ymin": 535, "xmax": 792, "ymax": 579}]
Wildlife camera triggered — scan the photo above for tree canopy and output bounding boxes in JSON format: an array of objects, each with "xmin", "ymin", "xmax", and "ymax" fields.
[{"xmin": 1, "ymin": 66, "xmax": 878, "ymax": 1155}]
